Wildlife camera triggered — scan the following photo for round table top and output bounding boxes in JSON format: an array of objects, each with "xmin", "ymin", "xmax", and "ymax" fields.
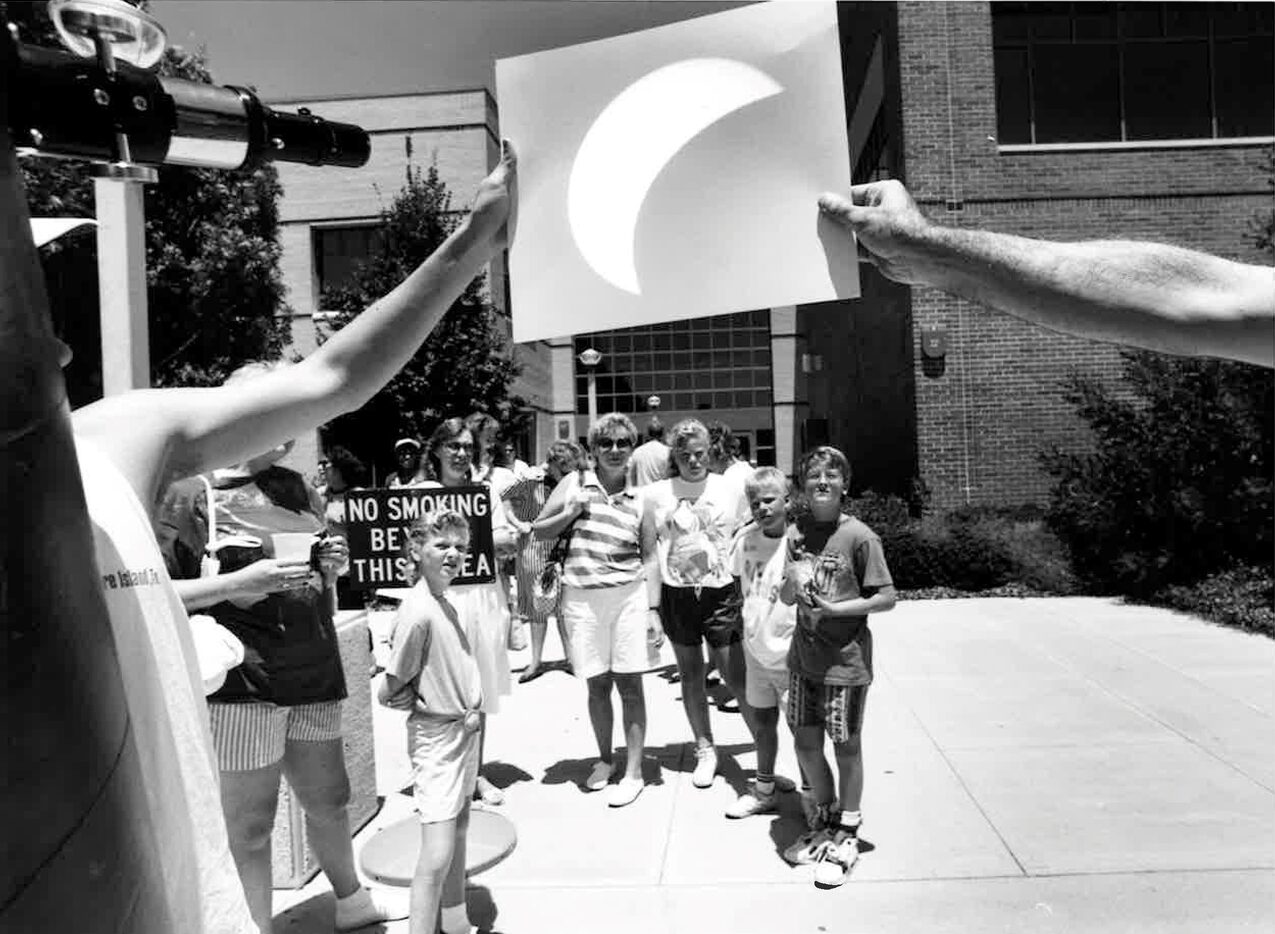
[{"xmin": 359, "ymin": 809, "xmax": 517, "ymax": 886}]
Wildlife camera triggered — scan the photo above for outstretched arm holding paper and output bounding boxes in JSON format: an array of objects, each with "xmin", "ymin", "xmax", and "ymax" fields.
[{"xmin": 818, "ymin": 180, "xmax": 1274, "ymax": 368}]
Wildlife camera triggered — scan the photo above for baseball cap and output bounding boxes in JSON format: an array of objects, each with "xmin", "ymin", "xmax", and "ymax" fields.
[{"xmin": 394, "ymin": 438, "xmax": 421, "ymax": 450}]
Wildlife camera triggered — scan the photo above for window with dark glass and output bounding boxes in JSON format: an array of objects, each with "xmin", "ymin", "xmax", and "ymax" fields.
[
  {"xmin": 573, "ymin": 312, "xmax": 773, "ymax": 415},
  {"xmin": 314, "ymin": 225, "xmax": 387, "ymax": 304},
  {"xmin": 992, "ymin": 2, "xmax": 1274, "ymax": 144}
]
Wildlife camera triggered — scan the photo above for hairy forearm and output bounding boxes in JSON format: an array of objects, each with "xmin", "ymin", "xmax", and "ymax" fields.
[{"xmin": 917, "ymin": 227, "xmax": 1274, "ymax": 366}]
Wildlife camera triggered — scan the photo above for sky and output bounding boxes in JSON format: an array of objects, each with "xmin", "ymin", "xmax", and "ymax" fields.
[{"xmin": 156, "ymin": 1, "xmax": 753, "ymax": 101}]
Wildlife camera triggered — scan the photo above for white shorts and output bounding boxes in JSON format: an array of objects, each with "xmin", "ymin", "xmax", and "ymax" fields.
[
  {"xmin": 563, "ymin": 579, "xmax": 649, "ymax": 680},
  {"xmin": 744, "ymin": 652, "xmax": 789, "ymax": 710}
]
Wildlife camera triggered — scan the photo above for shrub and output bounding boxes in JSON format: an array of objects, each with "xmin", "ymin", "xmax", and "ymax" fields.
[
  {"xmin": 1043, "ymin": 352, "xmax": 1274, "ymax": 596},
  {"xmin": 1152, "ymin": 565, "xmax": 1275, "ymax": 638},
  {"xmin": 845, "ymin": 495, "xmax": 1078, "ymax": 594}
]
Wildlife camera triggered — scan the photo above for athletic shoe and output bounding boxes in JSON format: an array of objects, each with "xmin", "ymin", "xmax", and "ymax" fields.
[
  {"xmin": 812, "ymin": 829, "xmax": 859, "ymax": 888},
  {"xmin": 724, "ymin": 784, "xmax": 779, "ymax": 819},
  {"xmin": 691, "ymin": 745, "xmax": 718, "ymax": 788},
  {"xmin": 585, "ymin": 759, "xmax": 616, "ymax": 791},
  {"xmin": 783, "ymin": 828, "xmax": 831, "ymax": 866},
  {"xmin": 606, "ymin": 776, "xmax": 644, "ymax": 808},
  {"xmin": 334, "ymin": 886, "xmax": 408, "ymax": 930}
]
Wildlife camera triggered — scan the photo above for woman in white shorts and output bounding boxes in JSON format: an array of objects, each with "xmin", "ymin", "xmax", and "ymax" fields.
[{"xmin": 534, "ymin": 413, "xmax": 662, "ymax": 808}]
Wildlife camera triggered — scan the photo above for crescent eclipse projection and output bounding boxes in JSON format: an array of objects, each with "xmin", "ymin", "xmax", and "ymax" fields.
[{"xmin": 567, "ymin": 58, "xmax": 783, "ymax": 295}]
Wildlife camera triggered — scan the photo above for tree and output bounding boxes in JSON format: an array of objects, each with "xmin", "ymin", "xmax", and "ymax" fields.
[
  {"xmin": 318, "ymin": 157, "xmax": 522, "ymax": 475},
  {"xmin": 12, "ymin": 1, "xmax": 290, "ymax": 403}
]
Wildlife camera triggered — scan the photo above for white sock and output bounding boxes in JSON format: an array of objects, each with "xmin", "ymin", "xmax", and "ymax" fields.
[
  {"xmin": 841, "ymin": 809, "xmax": 862, "ymax": 831},
  {"xmin": 441, "ymin": 903, "xmax": 471, "ymax": 934}
]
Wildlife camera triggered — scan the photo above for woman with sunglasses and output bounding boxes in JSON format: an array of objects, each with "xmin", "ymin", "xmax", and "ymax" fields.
[
  {"xmin": 422, "ymin": 417, "xmax": 518, "ymax": 806},
  {"xmin": 643, "ymin": 417, "xmax": 756, "ymax": 790},
  {"xmin": 534, "ymin": 414, "xmax": 661, "ymax": 808}
]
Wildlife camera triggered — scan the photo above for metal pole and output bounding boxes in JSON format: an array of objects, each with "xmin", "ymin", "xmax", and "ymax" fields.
[
  {"xmin": 94, "ymin": 175, "xmax": 150, "ymax": 393},
  {"xmin": 586, "ymin": 369, "xmax": 598, "ymax": 423}
]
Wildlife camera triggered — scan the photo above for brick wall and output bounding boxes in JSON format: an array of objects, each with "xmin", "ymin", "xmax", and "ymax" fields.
[{"xmin": 895, "ymin": 1, "xmax": 1273, "ymax": 507}]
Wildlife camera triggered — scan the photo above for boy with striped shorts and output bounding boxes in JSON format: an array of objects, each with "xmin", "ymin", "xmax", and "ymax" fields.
[{"xmin": 780, "ymin": 447, "xmax": 897, "ymax": 888}]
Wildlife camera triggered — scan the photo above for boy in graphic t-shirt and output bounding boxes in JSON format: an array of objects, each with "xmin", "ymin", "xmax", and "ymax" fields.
[
  {"xmin": 725, "ymin": 467, "xmax": 799, "ymax": 820},
  {"xmin": 780, "ymin": 447, "xmax": 896, "ymax": 889}
]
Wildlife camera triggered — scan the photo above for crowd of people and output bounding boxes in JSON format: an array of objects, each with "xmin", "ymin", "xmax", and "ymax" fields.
[
  {"xmin": 353, "ymin": 408, "xmax": 899, "ymax": 928},
  {"xmin": 19, "ymin": 123, "xmax": 1270, "ymax": 933}
]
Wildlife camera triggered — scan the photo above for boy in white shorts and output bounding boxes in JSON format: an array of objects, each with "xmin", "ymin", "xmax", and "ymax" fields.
[
  {"xmin": 725, "ymin": 467, "xmax": 799, "ymax": 819},
  {"xmin": 379, "ymin": 511, "xmax": 483, "ymax": 934}
]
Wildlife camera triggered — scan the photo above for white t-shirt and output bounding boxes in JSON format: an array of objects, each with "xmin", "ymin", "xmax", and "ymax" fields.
[
  {"xmin": 77, "ymin": 441, "xmax": 256, "ymax": 933},
  {"xmin": 646, "ymin": 473, "xmax": 739, "ymax": 590},
  {"xmin": 719, "ymin": 459, "xmax": 755, "ymax": 531},
  {"xmin": 729, "ymin": 525, "xmax": 796, "ymax": 670}
]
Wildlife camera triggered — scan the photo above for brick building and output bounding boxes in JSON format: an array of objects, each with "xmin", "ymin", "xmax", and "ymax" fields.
[{"xmin": 274, "ymin": 2, "xmax": 1272, "ymax": 504}]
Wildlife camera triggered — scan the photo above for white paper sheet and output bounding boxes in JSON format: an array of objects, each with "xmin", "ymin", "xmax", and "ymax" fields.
[{"xmin": 496, "ymin": 1, "xmax": 858, "ymax": 342}]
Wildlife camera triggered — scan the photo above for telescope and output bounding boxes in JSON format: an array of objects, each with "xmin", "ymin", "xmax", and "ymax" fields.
[{"xmin": 4, "ymin": 0, "xmax": 369, "ymax": 174}]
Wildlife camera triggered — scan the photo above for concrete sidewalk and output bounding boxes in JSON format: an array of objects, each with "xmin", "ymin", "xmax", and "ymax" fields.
[{"xmin": 274, "ymin": 597, "xmax": 1275, "ymax": 933}]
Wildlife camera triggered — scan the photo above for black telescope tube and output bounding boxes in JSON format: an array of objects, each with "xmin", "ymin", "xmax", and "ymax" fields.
[{"xmin": 6, "ymin": 39, "xmax": 370, "ymax": 170}]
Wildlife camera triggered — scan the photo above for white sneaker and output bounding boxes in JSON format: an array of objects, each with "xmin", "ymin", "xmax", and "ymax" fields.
[
  {"xmin": 606, "ymin": 776, "xmax": 644, "ymax": 808},
  {"xmin": 585, "ymin": 759, "xmax": 616, "ymax": 791},
  {"xmin": 782, "ymin": 828, "xmax": 831, "ymax": 866},
  {"xmin": 724, "ymin": 784, "xmax": 778, "ymax": 819},
  {"xmin": 691, "ymin": 744, "xmax": 718, "ymax": 788},
  {"xmin": 334, "ymin": 886, "xmax": 408, "ymax": 931},
  {"xmin": 813, "ymin": 829, "xmax": 859, "ymax": 888}
]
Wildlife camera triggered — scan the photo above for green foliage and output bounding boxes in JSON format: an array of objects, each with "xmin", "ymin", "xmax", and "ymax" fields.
[
  {"xmin": 14, "ymin": 6, "xmax": 290, "ymax": 398},
  {"xmin": 1042, "ymin": 352, "xmax": 1274, "ymax": 596},
  {"xmin": 319, "ymin": 161, "xmax": 521, "ymax": 474},
  {"xmin": 844, "ymin": 493, "xmax": 1079, "ymax": 594},
  {"xmin": 1153, "ymin": 565, "xmax": 1275, "ymax": 638}
]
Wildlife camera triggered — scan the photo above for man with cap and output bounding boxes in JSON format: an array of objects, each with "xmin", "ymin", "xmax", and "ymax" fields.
[{"xmin": 388, "ymin": 437, "xmax": 429, "ymax": 488}]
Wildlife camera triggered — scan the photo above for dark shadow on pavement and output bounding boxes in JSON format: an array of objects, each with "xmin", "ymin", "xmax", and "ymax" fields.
[
  {"xmin": 480, "ymin": 761, "xmax": 534, "ymax": 792},
  {"xmin": 541, "ymin": 752, "xmax": 666, "ymax": 790},
  {"xmin": 467, "ymin": 883, "xmax": 507, "ymax": 934}
]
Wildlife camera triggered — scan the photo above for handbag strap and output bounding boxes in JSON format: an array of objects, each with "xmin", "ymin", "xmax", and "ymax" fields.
[{"xmin": 198, "ymin": 474, "xmax": 217, "ymax": 549}]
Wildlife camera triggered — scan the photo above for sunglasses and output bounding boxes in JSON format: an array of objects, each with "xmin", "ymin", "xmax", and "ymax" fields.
[
  {"xmin": 595, "ymin": 437, "xmax": 634, "ymax": 451},
  {"xmin": 443, "ymin": 441, "xmax": 475, "ymax": 453}
]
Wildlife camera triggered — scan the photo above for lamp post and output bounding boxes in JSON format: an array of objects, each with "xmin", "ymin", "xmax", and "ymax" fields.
[{"xmin": 578, "ymin": 347, "xmax": 602, "ymax": 423}]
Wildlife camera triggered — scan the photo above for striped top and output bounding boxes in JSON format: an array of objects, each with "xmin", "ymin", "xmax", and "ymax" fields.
[{"xmin": 562, "ymin": 471, "xmax": 645, "ymax": 590}]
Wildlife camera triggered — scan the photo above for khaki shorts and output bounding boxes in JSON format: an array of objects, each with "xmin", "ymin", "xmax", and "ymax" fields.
[{"xmin": 209, "ymin": 700, "xmax": 342, "ymax": 771}]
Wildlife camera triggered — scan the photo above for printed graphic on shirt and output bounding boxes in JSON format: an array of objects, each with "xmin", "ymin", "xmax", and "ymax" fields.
[{"xmin": 663, "ymin": 497, "xmax": 730, "ymax": 585}]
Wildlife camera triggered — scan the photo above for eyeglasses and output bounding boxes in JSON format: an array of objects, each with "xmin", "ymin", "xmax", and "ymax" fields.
[
  {"xmin": 595, "ymin": 438, "xmax": 633, "ymax": 452},
  {"xmin": 443, "ymin": 441, "xmax": 475, "ymax": 453}
]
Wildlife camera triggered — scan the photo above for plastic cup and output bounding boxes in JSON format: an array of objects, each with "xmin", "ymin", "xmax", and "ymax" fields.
[{"xmin": 271, "ymin": 532, "xmax": 316, "ymax": 562}]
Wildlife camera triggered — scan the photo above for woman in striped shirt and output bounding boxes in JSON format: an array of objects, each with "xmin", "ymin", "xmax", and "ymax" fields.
[{"xmin": 533, "ymin": 413, "xmax": 662, "ymax": 808}]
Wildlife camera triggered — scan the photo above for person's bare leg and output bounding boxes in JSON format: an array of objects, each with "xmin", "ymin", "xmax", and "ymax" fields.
[
  {"xmin": 613, "ymin": 673, "xmax": 647, "ymax": 781},
  {"xmin": 282, "ymin": 738, "xmax": 360, "ymax": 898},
  {"xmin": 586, "ymin": 672, "xmax": 616, "ymax": 763},
  {"xmin": 833, "ymin": 734, "xmax": 864, "ymax": 815},
  {"xmin": 793, "ymin": 725, "xmax": 835, "ymax": 808},
  {"xmin": 219, "ymin": 763, "xmax": 284, "ymax": 932},
  {"xmin": 751, "ymin": 706, "xmax": 781, "ymax": 778},
  {"xmin": 671, "ymin": 641, "xmax": 712, "ymax": 746},
  {"xmin": 520, "ymin": 619, "xmax": 547, "ymax": 681},
  {"xmin": 555, "ymin": 613, "xmax": 573, "ymax": 672},
  {"xmin": 410, "ymin": 819, "xmax": 457, "ymax": 934},
  {"xmin": 710, "ymin": 641, "xmax": 761, "ymax": 736},
  {"xmin": 439, "ymin": 804, "xmax": 471, "ymax": 933}
]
